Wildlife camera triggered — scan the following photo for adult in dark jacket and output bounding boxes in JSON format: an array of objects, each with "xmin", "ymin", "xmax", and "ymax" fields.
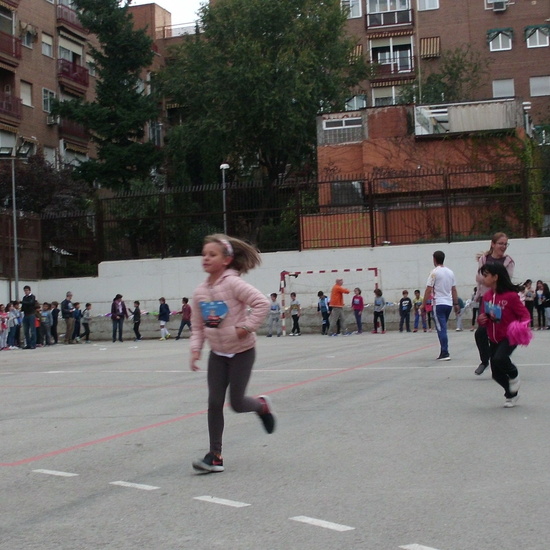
[
  {"xmin": 21, "ymin": 285, "xmax": 37, "ymax": 349},
  {"xmin": 61, "ymin": 291, "xmax": 75, "ymax": 344},
  {"xmin": 111, "ymin": 294, "xmax": 128, "ymax": 343}
]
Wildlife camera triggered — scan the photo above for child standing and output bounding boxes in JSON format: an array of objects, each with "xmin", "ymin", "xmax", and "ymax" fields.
[
  {"xmin": 176, "ymin": 297, "xmax": 192, "ymax": 339},
  {"xmin": 478, "ymin": 262, "xmax": 531, "ymax": 408},
  {"xmin": 412, "ymin": 289, "xmax": 427, "ymax": 332},
  {"xmin": 470, "ymin": 287, "xmax": 479, "ymax": 331},
  {"xmin": 7, "ymin": 303, "xmax": 18, "ymax": 349},
  {"xmin": 81, "ymin": 303, "xmax": 92, "ymax": 343},
  {"xmin": 129, "ymin": 301, "xmax": 142, "ymax": 341},
  {"xmin": 289, "ymin": 292, "xmax": 301, "ymax": 336},
  {"xmin": 372, "ymin": 288, "xmax": 386, "ymax": 334},
  {"xmin": 351, "ymin": 288, "xmax": 364, "ymax": 333},
  {"xmin": 51, "ymin": 301, "xmax": 60, "ymax": 344},
  {"xmin": 266, "ymin": 293, "xmax": 282, "ymax": 337},
  {"xmin": 0, "ymin": 304, "xmax": 7, "ymax": 350},
  {"xmin": 399, "ymin": 290, "xmax": 412, "ymax": 332},
  {"xmin": 190, "ymin": 233, "xmax": 273, "ymax": 474},
  {"xmin": 158, "ymin": 297, "xmax": 171, "ymax": 340},
  {"xmin": 40, "ymin": 303, "xmax": 53, "ymax": 346},
  {"xmin": 317, "ymin": 291, "xmax": 330, "ymax": 335},
  {"xmin": 72, "ymin": 302, "xmax": 82, "ymax": 343}
]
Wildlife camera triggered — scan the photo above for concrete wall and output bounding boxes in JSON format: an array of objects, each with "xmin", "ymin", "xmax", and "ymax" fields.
[{"xmin": 2, "ymin": 237, "xmax": 549, "ymax": 336}]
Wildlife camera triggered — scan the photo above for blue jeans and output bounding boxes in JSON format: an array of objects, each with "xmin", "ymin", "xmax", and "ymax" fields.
[
  {"xmin": 112, "ymin": 318, "xmax": 124, "ymax": 342},
  {"xmin": 23, "ymin": 314, "xmax": 36, "ymax": 348},
  {"xmin": 434, "ymin": 304, "xmax": 452, "ymax": 355}
]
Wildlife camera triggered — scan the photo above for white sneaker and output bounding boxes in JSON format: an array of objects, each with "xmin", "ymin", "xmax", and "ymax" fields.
[
  {"xmin": 509, "ymin": 375, "xmax": 521, "ymax": 395},
  {"xmin": 504, "ymin": 395, "xmax": 519, "ymax": 408}
]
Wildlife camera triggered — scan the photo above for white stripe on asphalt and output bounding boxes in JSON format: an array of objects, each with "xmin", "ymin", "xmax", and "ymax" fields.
[
  {"xmin": 400, "ymin": 544, "xmax": 442, "ymax": 550},
  {"xmin": 290, "ymin": 515, "xmax": 355, "ymax": 532},
  {"xmin": 33, "ymin": 469, "xmax": 79, "ymax": 477},
  {"xmin": 109, "ymin": 481, "xmax": 159, "ymax": 491},
  {"xmin": 194, "ymin": 496, "xmax": 251, "ymax": 508}
]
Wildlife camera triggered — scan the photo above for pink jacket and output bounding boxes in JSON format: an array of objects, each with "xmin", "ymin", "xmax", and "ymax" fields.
[
  {"xmin": 481, "ymin": 289, "xmax": 530, "ymax": 344},
  {"xmin": 190, "ymin": 269, "xmax": 270, "ymax": 355}
]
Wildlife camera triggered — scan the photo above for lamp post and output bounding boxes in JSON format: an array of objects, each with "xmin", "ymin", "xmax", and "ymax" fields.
[
  {"xmin": 0, "ymin": 144, "xmax": 32, "ymax": 302},
  {"xmin": 220, "ymin": 163, "xmax": 230, "ymax": 235}
]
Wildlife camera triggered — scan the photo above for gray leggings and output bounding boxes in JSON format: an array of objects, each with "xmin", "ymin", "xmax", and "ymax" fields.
[{"xmin": 207, "ymin": 347, "xmax": 262, "ymax": 454}]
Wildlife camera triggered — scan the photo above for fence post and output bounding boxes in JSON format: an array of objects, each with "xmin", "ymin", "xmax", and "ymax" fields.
[
  {"xmin": 367, "ymin": 178, "xmax": 376, "ymax": 248},
  {"xmin": 296, "ymin": 181, "xmax": 303, "ymax": 252},
  {"xmin": 521, "ymin": 166, "xmax": 530, "ymax": 238},
  {"xmin": 95, "ymin": 197, "xmax": 104, "ymax": 264},
  {"xmin": 160, "ymin": 191, "xmax": 166, "ymax": 259},
  {"xmin": 444, "ymin": 173, "xmax": 451, "ymax": 242}
]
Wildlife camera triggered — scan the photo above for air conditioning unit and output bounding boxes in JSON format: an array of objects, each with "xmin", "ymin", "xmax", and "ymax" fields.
[
  {"xmin": 493, "ymin": 1, "xmax": 507, "ymax": 12},
  {"xmin": 46, "ymin": 115, "xmax": 60, "ymax": 125}
]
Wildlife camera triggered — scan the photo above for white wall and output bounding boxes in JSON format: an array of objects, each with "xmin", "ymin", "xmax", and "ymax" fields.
[{"xmin": 1, "ymin": 237, "xmax": 549, "ymax": 314}]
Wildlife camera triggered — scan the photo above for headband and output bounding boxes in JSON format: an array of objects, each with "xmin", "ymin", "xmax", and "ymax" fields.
[{"xmin": 220, "ymin": 238, "xmax": 234, "ymax": 257}]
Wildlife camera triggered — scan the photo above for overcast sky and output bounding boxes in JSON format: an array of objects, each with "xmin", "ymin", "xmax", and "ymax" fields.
[{"xmin": 129, "ymin": 0, "xmax": 205, "ymax": 24}]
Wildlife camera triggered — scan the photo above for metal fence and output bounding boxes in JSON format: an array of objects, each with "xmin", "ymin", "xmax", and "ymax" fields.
[{"xmin": 2, "ymin": 164, "xmax": 548, "ymax": 280}]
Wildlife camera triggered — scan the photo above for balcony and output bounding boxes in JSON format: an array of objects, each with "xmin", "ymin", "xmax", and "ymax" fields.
[
  {"xmin": 57, "ymin": 59, "xmax": 89, "ymax": 94},
  {"xmin": 366, "ymin": 9, "xmax": 413, "ymax": 30},
  {"xmin": 414, "ymin": 98, "xmax": 527, "ymax": 137},
  {"xmin": 371, "ymin": 54, "xmax": 415, "ymax": 80},
  {"xmin": 57, "ymin": 4, "xmax": 87, "ymax": 36},
  {"xmin": 2, "ymin": 0, "xmax": 20, "ymax": 7},
  {"xmin": 0, "ymin": 90, "xmax": 22, "ymax": 122},
  {"xmin": 0, "ymin": 31, "xmax": 22, "ymax": 64},
  {"xmin": 59, "ymin": 118, "xmax": 89, "ymax": 142}
]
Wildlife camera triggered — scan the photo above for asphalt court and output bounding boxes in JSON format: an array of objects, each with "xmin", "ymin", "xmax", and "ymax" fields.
[{"xmin": 1, "ymin": 330, "xmax": 550, "ymax": 550}]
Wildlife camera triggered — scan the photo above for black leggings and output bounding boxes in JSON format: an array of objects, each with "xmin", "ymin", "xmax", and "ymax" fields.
[
  {"xmin": 489, "ymin": 339, "xmax": 518, "ymax": 398},
  {"xmin": 207, "ymin": 348, "xmax": 262, "ymax": 454},
  {"xmin": 536, "ymin": 305, "xmax": 545, "ymax": 329},
  {"xmin": 373, "ymin": 311, "xmax": 385, "ymax": 331}
]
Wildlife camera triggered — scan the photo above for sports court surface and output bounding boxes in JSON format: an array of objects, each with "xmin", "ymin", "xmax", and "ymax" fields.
[{"xmin": 1, "ymin": 330, "xmax": 549, "ymax": 550}]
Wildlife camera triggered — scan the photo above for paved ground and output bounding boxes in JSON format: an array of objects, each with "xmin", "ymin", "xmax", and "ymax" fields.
[{"xmin": 1, "ymin": 329, "xmax": 549, "ymax": 550}]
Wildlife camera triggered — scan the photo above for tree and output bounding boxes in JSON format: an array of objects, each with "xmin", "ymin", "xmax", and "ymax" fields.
[
  {"xmin": 158, "ymin": 0, "xmax": 367, "ymax": 239},
  {"xmin": 398, "ymin": 45, "xmax": 491, "ymax": 105},
  {"xmin": 53, "ymin": 0, "xmax": 161, "ymax": 191}
]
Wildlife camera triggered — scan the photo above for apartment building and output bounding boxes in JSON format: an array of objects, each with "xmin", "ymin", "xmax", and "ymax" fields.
[
  {"xmin": 0, "ymin": 0, "xmax": 99, "ymax": 165},
  {"xmin": 343, "ymin": 0, "xmax": 550, "ymax": 126}
]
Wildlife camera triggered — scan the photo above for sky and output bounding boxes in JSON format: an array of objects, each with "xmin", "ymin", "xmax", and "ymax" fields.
[{"xmin": 129, "ymin": 0, "xmax": 206, "ymax": 24}]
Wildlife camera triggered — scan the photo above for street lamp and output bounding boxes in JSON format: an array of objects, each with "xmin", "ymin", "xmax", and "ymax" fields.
[
  {"xmin": 0, "ymin": 143, "xmax": 32, "ymax": 301},
  {"xmin": 220, "ymin": 163, "xmax": 230, "ymax": 234}
]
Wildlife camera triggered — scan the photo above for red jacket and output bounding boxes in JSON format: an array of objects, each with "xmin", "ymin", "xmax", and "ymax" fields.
[{"xmin": 481, "ymin": 289, "xmax": 530, "ymax": 344}]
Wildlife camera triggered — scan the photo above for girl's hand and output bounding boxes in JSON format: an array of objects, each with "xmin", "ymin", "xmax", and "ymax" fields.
[
  {"xmin": 236, "ymin": 327, "xmax": 248, "ymax": 340},
  {"xmin": 190, "ymin": 350, "xmax": 201, "ymax": 371},
  {"xmin": 478, "ymin": 313, "xmax": 487, "ymax": 326}
]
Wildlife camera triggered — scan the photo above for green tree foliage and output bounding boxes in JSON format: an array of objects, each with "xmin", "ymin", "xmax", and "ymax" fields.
[
  {"xmin": 0, "ymin": 154, "xmax": 91, "ymax": 214},
  {"xmin": 399, "ymin": 45, "xmax": 490, "ymax": 105},
  {"xmin": 159, "ymin": 0, "xmax": 367, "ymax": 187},
  {"xmin": 53, "ymin": 0, "xmax": 161, "ymax": 191}
]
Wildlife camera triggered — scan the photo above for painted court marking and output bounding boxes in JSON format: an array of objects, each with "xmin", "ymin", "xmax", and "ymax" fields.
[
  {"xmin": 109, "ymin": 481, "xmax": 159, "ymax": 491},
  {"xmin": 32, "ymin": 469, "xmax": 79, "ymax": 477},
  {"xmin": 194, "ymin": 496, "xmax": 251, "ymax": 508},
  {"xmin": 290, "ymin": 515, "xmax": 355, "ymax": 532},
  {"xmin": 400, "ymin": 544, "xmax": 442, "ymax": 550}
]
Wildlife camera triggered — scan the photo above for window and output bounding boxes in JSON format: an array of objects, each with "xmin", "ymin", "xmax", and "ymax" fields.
[
  {"xmin": 323, "ymin": 117, "xmax": 363, "ymax": 130},
  {"xmin": 342, "ymin": 0, "xmax": 361, "ymax": 18},
  {"xmin": 346, "ymin": 95, "xmax": 367, "ymax": 111},
  {"xmin": 372, "ymin": 86, "xmax": 399, "ymax": 106},
  {"xmin": 86, "ymin": 55, "xmax": 96, "ymax": 77},
  {"xmin": 42, "ymin": 88, "xmax": 56, "ymax": 112},
  {"xmin": 22, "ymin": 31, "xmax": 34, "ymax": 48},
  {"xmin": 42, "ymin": 33, "xmax": 53, "ymax": 57},
  {"xmin": 418, "ymin": 0, "xmax": 438, "ymax": 11},
  {"xmin": 20, "ymin": 81, "xmax": 33, "ymax": 107},
  {"xmin": 530, "ymin": 76, "xmax": 550, "ymax": 97},
  {"xmin": 0, "ymin": 6, "xmax": 13, "ymax": 35},
  {"xmin": 492, "ymin": 79, "xmax": 515, "ymax": 98},
  {"xmin": 369, "ymin": 0, "xmax": 409, "ymax": 12},
  {"xmin": 488, "ymin": 29, "xmax": 512, "ymax": 52},
  {"xmin": 526, "ymin": 27, "xmax": 550, "ymax": 49}
]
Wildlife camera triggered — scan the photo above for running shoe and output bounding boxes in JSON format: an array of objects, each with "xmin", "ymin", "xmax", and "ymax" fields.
[
  {"xmin": 257, "ymin": 395, "xmax": 276, "ymax": 434},
  {"xmin": 192, "ymin": 452, "xmax": 224, "ymax": 473},
  {"xmin": 475, "ymin": 363, "xmax": 488, "ymax": 375},
  {"xmin": 436, "ymin": 353, "xmax": 450, "ymax": 361},
  {"xmin": 504, "ymin": 395, "xmax": 519, "ymax": 408}
]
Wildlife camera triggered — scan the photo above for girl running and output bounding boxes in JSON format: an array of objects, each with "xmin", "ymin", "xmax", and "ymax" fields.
[
  {"xmin": 190, "ymin": 234, "xmax": 274, "ymax": 473},
  {"xmin": 478, "ymin": 262, "xmax": 531, "ymax": 408}
]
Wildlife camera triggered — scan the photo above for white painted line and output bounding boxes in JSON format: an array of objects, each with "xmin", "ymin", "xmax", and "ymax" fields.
[
  {"xmin": 109, "ymin": 481, "xmax": 159, "ymax": 491},
  {"xmin": 194, "ymin": 496, "xmax": 251, "ymax": 508},
  {"xmin": 44, "ymin": 371, "xmax": 83, "ymax": 374},
  {"xmin": 33, "ymin": 469, "xmax": 79, "ymax": 477},
  {"xmin": 290, "ymin": 516, "xmax": 355, "ymax": 532},
  {"xmin": 400, "ymin": 544, "xmax": 442, "ymax": 550}
]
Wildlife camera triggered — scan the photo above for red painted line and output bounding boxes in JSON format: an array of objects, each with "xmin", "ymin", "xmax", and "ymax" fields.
[{"xmin": 0, "ymin": 343, "xmax": 434, "ymax": 467}]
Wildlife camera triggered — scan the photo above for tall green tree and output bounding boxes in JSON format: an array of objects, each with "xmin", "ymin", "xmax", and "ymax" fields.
[
  {"xmin": 399, "ymin": 45, "xmax": 490, "ymax": 105},
  {"xmin": 160, "ymin": 0, "xmax": 367, "ymax": 188},
  {"xmin": 53, "ymin": 0, "xmax": 161, "ymax": 191}
]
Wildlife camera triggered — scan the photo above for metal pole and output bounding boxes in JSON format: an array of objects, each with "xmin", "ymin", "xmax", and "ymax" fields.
[
  {"xmin": 11, "ymin": 157, "xmax": 19, "ymax": 301},
  {"xmin": 220, "ymin": 163, "xmax": 229, "ymax": 235}
]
